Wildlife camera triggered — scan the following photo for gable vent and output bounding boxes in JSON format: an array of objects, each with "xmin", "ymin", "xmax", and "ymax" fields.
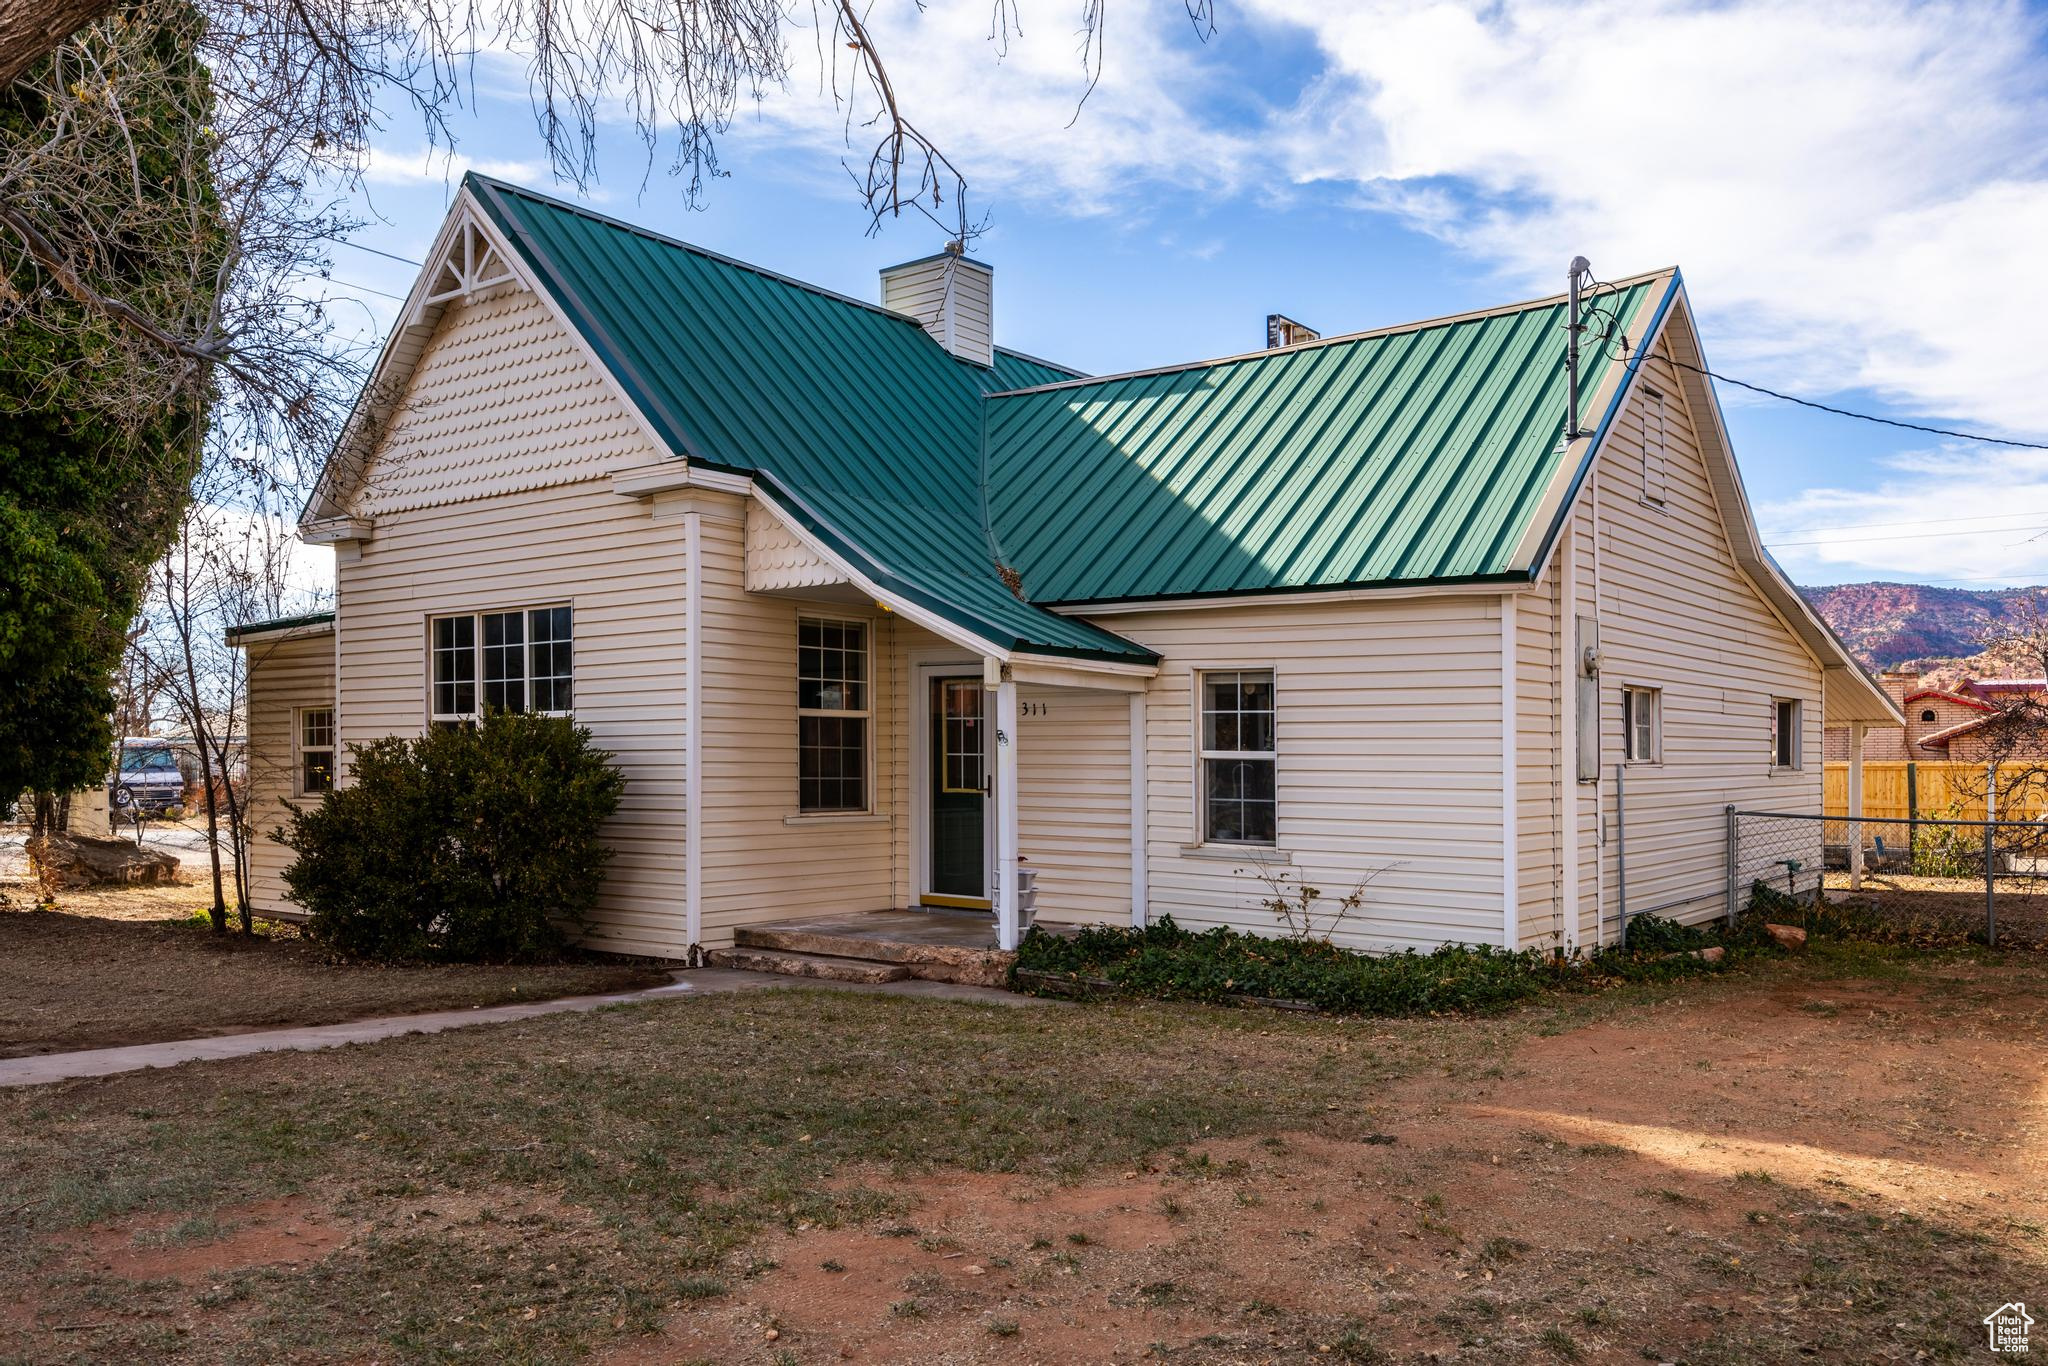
[{"xmin": 880, "ymin": 245, "xmax": 994, "ymax": 367}]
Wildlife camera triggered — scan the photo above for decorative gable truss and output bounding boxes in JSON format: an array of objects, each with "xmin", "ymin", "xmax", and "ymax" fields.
[{"xmin": 410, "ymin": 215, "xmax": 520, "ymax": 328}]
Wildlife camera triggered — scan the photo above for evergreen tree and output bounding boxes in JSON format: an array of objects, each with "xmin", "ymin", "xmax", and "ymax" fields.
[{"xmin": 0, "ymin": 4, "xmax": 215, "ymax": 808}]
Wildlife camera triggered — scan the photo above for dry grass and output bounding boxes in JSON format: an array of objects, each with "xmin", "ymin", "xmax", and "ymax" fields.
[
  {"xmin": 0, "ymin": 942, "xmax": 2042, "ymax": 1362},
  {"xmin": 0, "ymin": 880, "xmax": 669, "ymax": 1057}
]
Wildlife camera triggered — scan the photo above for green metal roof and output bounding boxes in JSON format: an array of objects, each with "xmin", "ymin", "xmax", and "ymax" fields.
[
  {"xmin": 467, "ymin": 176, "xmax": 1143, "ymax": 663},
  {"xmin": 984, "ymin": 280, "xmax": 1665, "ymax": 604},
  {"xmin": 463, "ymin": 174, "xmax": 1672, "ymax": 650}
]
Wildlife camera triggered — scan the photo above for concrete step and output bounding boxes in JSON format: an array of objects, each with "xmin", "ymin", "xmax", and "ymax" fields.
[
  {"xmin": 733, "ymin": 925, "xmax": 1014, "ymax": 987},
  {"xmin": 706, "ymin": 945, "xmax": 913, "ymax": 984}
]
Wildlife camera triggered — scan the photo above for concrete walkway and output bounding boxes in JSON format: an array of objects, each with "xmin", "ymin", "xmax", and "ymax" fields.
[{"xmin": 0, "ymin": 967, "xmax": 1042, "ymax": 1089}]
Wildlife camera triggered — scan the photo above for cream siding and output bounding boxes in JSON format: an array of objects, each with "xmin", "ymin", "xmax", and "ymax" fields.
[
  {"xmin": 697, "ymin": 510, "xmax": 903, "ymax": 943},
  {"xmin": 1085, "ymin": 597, "xmax": 1507, "ymax": 953},
  {"xmin": 1568, "ymin": 336, "xmax": 1824, "ymax": 933},
  {"xmin": 1516, "ymin": 565, "xmax": 1566, "ymax": 948},
  {"xmin": 334, "ymin": 286, "xmax": 701, "ymax": 958},
  {"xmin": 1016, "ymin": 684, "xmax": 1135, "ymax": 926},
  {"xmin": 242, "ymin": 631, "xmax": 336, "ymax": 920}
]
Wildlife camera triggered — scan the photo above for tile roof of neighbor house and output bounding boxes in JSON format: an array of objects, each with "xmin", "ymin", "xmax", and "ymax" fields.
[{"xmin": 464, "ymin": 174, "xmax": 1671, "ymax": 661}]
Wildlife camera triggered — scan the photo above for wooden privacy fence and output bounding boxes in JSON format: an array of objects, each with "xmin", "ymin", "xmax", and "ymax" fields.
[{"xmin": 1823, "ymin": 761, "xmax": 2048, "ymax": 822}]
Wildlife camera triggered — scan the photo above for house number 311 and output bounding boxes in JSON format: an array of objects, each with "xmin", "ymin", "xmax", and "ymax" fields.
[{"xmin": 1021, "ymin": 701, "xmax": 1050, "ymax": 717}]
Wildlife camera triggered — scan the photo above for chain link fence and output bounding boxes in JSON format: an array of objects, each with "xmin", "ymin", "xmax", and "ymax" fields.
[{"xmin": 1729, "ymin": 809, "xmax": 2048, "ymax": 947}]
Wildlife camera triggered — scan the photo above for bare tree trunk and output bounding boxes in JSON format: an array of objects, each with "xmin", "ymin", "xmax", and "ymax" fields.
[
  {"xmin": 0, "ymin": 0, "xmax": 116, "ymax": 86},
  {"xmin": 27, "ymin": 791, "xmax": 70, "ymax": 837}
]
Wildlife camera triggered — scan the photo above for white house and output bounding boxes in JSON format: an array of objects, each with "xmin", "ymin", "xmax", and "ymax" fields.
[{"xmin": 230, "ymin": 175, "xmax": 1900, "ymax": 964}]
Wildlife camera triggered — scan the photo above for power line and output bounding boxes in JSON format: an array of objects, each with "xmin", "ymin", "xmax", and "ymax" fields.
[
  {"xmin": 1762, "ymin": 509, "xmax": 2048, "ymax": 539},
  {"xmin": 1664, "ymin": 355, "xmax": 2048, "ymax": 451},
  {"xmin": 292, "ymin": 273, "xmax": 409, "ymax": 303},
  {"xmin": 1771, "ymin": 525, "xmax": 2048, "ymax": 548},
  {"xmin": 324, "ymin": 235, "xmax": 424, "ymax": 268}
]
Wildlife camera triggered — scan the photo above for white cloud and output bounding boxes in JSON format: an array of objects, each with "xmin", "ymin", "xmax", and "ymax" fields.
[
  {"xmin": 1238, "ymin": 0, "xmax": 2048, "ymax": 434},
  {"xmin": 362, "ymin": 144, "xmax": 552, "ymax": 191},
  {"xmin": 1757, "ymin": 445, "xmax": 2048, "ymax": 585},
  {"xmin": 735, "ymin": 0, "xmax": 1261, "ymax": 219}
]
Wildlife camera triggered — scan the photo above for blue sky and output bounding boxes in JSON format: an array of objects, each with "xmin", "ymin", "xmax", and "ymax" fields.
[{"xmin": 311, "ymin": 0, "xmax": 2048, "ymax": 591}]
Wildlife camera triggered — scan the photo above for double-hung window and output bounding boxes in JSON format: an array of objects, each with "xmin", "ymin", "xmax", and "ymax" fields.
[
  {"xmin": 1199, "ymin": 669, "xmax": 1277, "ymax": 845},
  {"xmin": 297, "ymin": 708, "xmax": 334, "ymax": 796},
  {"xmin": 1622, "ymin": 685, "xmax": 1661, "ymax": 763},
  {"xmin": 797, "ymin": 617, "xmax": 868, "ymax": 813},
  {"xmin": 430, "ymin": 606, "xmax": 574, "ymax": 725}
]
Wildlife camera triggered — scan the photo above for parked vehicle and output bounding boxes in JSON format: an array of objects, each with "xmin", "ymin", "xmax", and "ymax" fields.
[{"xmin": 110, "ymin": 740, "xmax": 186, "ymax": 815}]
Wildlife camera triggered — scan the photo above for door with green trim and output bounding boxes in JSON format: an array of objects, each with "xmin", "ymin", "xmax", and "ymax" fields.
[{"xmin": 927, "ymin": 676, "xmax": 988, "ymax": 905}]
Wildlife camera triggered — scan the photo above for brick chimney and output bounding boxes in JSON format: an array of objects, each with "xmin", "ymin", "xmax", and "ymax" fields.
[{"xmin": 881, "ymin": 245, "xmax": 993, "ymax": 367}]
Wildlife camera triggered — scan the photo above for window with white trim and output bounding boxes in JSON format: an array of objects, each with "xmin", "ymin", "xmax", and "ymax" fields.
[
  {"xmin": 797, "ymin": 617, "xmax": 868, "ymax": 813},
  {"xmin": 297, "ymin": 707, "xmax": 334, "ymax": 796},
  {"xmin": 430, "ymin": 607, "xmax": 573, "ymax": 725},
  {"xmin": 1199, "ymin": 669, "xmax": 1276, "ymax": 845},
  {"xmin": 1773, "ymin": 698, "xmax": 1802, "ymax": 769},
  {"xmin": 1622, "ymin": 685, "xmax": 1661, "ymax": 764},
  {"xmin": 1641, "ymin": 387, "xmax": 1669, "ymax": 505}
]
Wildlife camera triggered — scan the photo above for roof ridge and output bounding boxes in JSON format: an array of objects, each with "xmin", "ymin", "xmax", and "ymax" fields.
[
  {"xmin": 464, "ymin": 172, "xmax": 940, "ymax": 332},
  {"xmin": 984, "ymin": 267, "xmax": 1678, "ymax": 399},
  {"xmin": 464, "ymin": 174, "xmax": 1084, "ymax": 383}
]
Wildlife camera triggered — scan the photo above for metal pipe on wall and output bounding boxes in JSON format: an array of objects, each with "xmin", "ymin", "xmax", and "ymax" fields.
[{"xmin": 1615, "ymin": 761, "xmax": 1628, "ymax": 948}]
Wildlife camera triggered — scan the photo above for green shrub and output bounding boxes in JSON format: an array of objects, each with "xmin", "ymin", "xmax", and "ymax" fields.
[
  {"xmin": 1012, "ymin": 914, "xmax": 1738, "ymax": 1016},
  {"xmin": 277, "ymin": 712, "xmax": 625, "ymax": 962}
]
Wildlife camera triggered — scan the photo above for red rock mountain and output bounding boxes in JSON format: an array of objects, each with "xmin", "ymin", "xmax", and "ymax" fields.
[{"xmin": 1800, "ymin": 582, "xmax": 2048, "ymax": 672}]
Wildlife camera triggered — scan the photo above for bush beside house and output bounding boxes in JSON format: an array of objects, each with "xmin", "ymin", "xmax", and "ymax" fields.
[
  {"xmin": 1012, "ymin": 914, "xmax": 1763, "ymax": 1016},
  {"xmin": 278, "ymin": 713, "xmax": 624, "ymax": 962}
]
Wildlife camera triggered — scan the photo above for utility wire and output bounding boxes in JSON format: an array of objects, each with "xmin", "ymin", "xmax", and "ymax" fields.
[
  {"xmin": 1576, "ymin": 272, "xmax": 2048, "ymax": 452},
  {"xmin": 1764, "ymin": 509, "xmax": 2048, "ymax": 539},
  {"xmin": 293, "ymin": 273, "xmax": 409, "ymax": 303},
  {"xmin": 1662, "ymin": 355, "xmax": 2048, "ymax": 452},
  {"xmin": 1771, "ymin": 525, "xmax": 2048, "ymax": 548},
  {"xmin": 323, "ymin": 235, "xmax": 425, "ymax": 268}
]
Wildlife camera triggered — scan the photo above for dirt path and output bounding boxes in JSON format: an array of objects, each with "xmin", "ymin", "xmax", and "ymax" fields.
[{"xmin": 608, "ymin": 963, "xmax": 2048, "ymax": 1363}]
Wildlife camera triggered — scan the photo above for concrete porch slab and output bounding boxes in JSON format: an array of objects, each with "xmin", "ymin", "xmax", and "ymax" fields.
[{"xmin": 727, "ymin": 908, "xmax": 1052, "ymax": 987}]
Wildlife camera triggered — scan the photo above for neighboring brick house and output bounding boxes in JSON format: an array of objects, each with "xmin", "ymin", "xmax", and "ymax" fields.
[{"xmin": 1823, "ymin": 669, "xmax": 2044, "ymax": 761}]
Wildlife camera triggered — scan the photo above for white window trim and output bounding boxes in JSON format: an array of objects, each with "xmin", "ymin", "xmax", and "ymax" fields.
[
  {"xmin": 1194, "ymin": 666, "xmax": 1279, "ymax": 848},
  {"xmin": 294, "ymin": 705, "xmax": 335, "ymax": 798},
  {"xmin": 796, "ymin": 613, "xmax": 875, "ymax": 816},
  {"xmin": 1772, "ymin": 697, "xmax": 1804, "ymax": 771},
  {"xmin": 1622, "ymin": 684, "xmax": 1663, "ymax": 765},
  {"xmin": 426, "ymin": 604, "xmax": 574, "ymax": 726}
]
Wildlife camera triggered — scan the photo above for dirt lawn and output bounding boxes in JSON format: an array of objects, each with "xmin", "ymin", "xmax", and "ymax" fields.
[
  {"xmin": 0, "ymin": 879, "xmax": 670, "ymax": 1057},
  {"xmin": 1, "ymin": 943, "xmax": 2041, "ymax": 1363}
]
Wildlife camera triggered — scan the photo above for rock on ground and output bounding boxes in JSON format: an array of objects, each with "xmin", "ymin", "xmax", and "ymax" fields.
[{"xmin": 25, "ymin": 833, "xmax": 180, "ymax": 893}]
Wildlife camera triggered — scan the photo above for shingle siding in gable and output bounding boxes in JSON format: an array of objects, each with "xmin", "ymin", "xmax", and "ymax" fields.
[{"xmin": 353, "ymin": 284, "xmax": 658, "ymax": 518}]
